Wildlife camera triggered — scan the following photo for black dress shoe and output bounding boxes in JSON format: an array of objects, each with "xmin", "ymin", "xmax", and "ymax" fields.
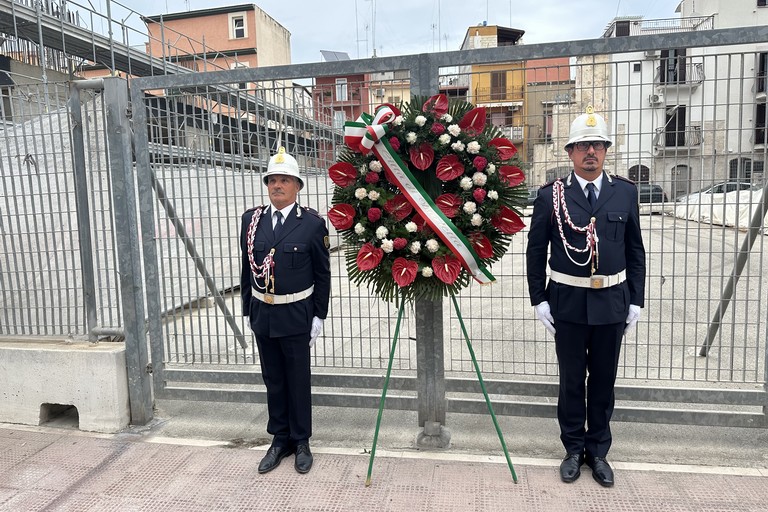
[
  {"xmin": 559, "ymin": 453, "xmax": 584, "ymax": 483},
  {"xmin": 294, "ymin": 443, "xmax": 313, "ymax": 474},
  {"xmin": 258, "ymin": 445, "xmax": 294, "ymax": 474},
  {"xmin": 586, "ymin": 456, "xmax": 614, "ymax": 487}
]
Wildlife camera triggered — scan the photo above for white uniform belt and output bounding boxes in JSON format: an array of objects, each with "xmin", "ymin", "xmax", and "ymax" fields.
[
  {"xmin": 252, "ymin": 285, "xmax": 314, "ymax": 305},
  {"xmin": 550, "ymin": 270, "xmax": 626, "ymax": 289}
]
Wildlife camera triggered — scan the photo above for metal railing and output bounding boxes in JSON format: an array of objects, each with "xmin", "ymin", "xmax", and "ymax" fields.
[{"xmin": 653, "ymin": 125, "xmax": 704, "ymax": 150}]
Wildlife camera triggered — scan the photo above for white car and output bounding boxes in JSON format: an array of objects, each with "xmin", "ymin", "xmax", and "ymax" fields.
[{"xmin": 676, "ymin": 181, "xmax": 758, "ymax": 202}]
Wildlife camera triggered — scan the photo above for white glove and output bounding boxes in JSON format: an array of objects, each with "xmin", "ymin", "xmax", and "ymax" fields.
[
  {"xmin": 309, "ymin": 316, "xmax": 324, "ymax": 348},
  {"xmin": 624, "ymin": 304, "xmax": 641, "ymax": 334},
  {"xmin": 534, "ymin": 301, "xmax": 556, "ymax": 336}
]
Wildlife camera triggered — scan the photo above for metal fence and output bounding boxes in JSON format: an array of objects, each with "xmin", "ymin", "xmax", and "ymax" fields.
[{"xmin": 2, "ymin": 24, "xmax": 768, "ymax": 429}]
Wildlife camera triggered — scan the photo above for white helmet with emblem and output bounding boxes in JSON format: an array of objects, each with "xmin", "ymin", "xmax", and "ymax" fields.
[
  {"xmin": 263, "ymin": 147, "xmax": 304, "ymax": 189},
  {"xmin": 565, "ymin": 105, "xmax": 613, "ymax": 149}
]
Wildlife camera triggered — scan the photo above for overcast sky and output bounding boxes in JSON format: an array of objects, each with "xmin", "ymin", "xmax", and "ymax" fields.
[{"xmin": 115, "ymin": 0, "xmax": 678, "ymax": 63}]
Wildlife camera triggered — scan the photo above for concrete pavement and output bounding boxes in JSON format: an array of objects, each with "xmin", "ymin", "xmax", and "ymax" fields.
[{"xmin": 1, "ymin": 400, "xmax": 768, "ymax": 511}]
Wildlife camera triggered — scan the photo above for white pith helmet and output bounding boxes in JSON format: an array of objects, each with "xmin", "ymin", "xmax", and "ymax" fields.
[
  {"xmin": 263, "ymin": 146, "xmax": 304, "ymax": 189},
  {"xmin": 565, "ymin": 105, "xmax": 613, "ymax": 149}
]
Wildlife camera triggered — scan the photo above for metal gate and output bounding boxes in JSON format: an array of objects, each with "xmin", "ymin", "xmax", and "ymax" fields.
[{"xmin": 125, "ymin": 26, "xmax": 768, "ymax": 429}]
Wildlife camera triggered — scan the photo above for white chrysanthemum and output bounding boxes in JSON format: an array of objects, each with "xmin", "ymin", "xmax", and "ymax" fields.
[
  {"xmin": 381, "ymin": 239, "xmax": 394, "ymax": 253},
  {"xmin": 441, "ymin": 114, "xmax": 453, "ymax": 123},
  {"xmin": 410, "ymin": 241, "xmax": 422, "ymax": 254},
  {"xmin": 425, "ymin": 239, "xmax": 440, "ymax": 253},
  {"xmin": 405, "ymin": 221, "xmax": 418, "ymax": 233},
  {"xmin": 359, "ymin": 165, "xmax": 368, "ymax": 175},
  {"xmin": 368, "ymin": 190, "xmax": 380, "ymax": 201},
  {"xmin": 466, "ymin": 141, "xmax": 481, "ymax": 154},
  {"xmin": 472, "ymin": 172, "xmax": 487, "ymax": 186},
  {"xmin": 376, "ymin": 226, "xmax": 389, "ymax": 239},
  {"xmin": 421, "ymin": 267, "xmax": 434, "ymax": 278},
  {"xmin": 369, "ymin": 160, "xmax": 383, "ymax": 172},
  {"xmin": 451, "ymin": 141, "xmax": 465, "ymax": 152},
  {"xmin": 459, "ymin": 177, "xmax": 473, "ymax": 190},
  {"xmin": 354, "ymin": 223, "xmax": 366, "ymax": 235},
  {"xmin": 486, "ymin": 163, "xmax": 496, "ymax": 174},
  {"xmin": 393, "ymin": 115, "xmax": 404, "ymax": 126},
  {"xmin": 406, "ymin": 132, "xmax": 418, "ymax": 144},
  {"xmin": 355, "ymin": 187, "xmax": 368, "ymax": 200},
  {"xmin": 471, "ymin": 214, "xmax": 483, "ymax": 226},
  {"xmin": 439, "ymin": 133, "xmax": 451, "ymax": 145},
  {"xmin": 488, "ymin": 190, "xmax": 499, "ymax": 200},
  {"xmin": 448, "ymin": 124, "xmax": 461, "ymax": 136},
  {"xmin": 414, "ymin": 115, "xmax": 427, "ymax": 127},
  {"xmin": 463, "ymin": 202, "xmax": 477, "ymax": 215}
]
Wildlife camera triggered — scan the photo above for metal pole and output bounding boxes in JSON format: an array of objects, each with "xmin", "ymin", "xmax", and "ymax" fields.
[
  {"xmin": 700, "ymin": 184, "xmax": 768, "ymax": 356},
  {"xmin": 67, "ymin": 82, "xmax": 98, "ymax": 342},
  {"xmin": 102, "ymin": 77, "xmax": 153, "ymax": 424}
]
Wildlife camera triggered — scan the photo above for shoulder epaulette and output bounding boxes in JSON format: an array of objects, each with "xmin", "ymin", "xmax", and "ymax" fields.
[
  {"xmin": 243, "ymin": 205, "xmax": 264, "ymax": 215},
  {"xmin": 612, "ymin": 175, "xmax": 635, "ymax": 184},
  {"xmin": 301, "ymin": 205, "xmax": 322, "ymax": 218},
  {"xmin": 541, "ymin": 178, "xmax": 560, "ymax": 189}
]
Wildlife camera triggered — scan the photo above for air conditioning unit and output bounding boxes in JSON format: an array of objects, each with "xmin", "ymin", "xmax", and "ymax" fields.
[
  {"xmin": 374, "ymin": 88, "xmax": 386, "ymax": 98},
  {"xmin": 648, "ymin": 93, "xmax": 664, "ymax": 106},
  {"xmin": 644, "ymin": 49, "xmax": 660, "ymax": 59}
]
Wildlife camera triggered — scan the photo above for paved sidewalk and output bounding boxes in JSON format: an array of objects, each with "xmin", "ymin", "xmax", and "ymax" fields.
[{"xmin": 1, "ymin": 421, "xmax": 767, "ymax": 511}]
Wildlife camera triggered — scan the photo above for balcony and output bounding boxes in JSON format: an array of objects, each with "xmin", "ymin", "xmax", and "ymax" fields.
[
  {"xmin": 655, "ymin": 61, "xmax": 704, "ymax": 89},
  {"xmin": 756, "ymin": 72, "xmax": 767, "ymax": 102},
  {"xmin": 653, "ymin": 125, "xmax": 703, "ymax": 152},
  {"xmin": 500, "ymin": 125, "xmax": 524, "ymax": 142},
  {"xmin": 603, "ymin": 15, "xmax": 714, "ymax": 37},
  {"xmin": 474, "ymin": 86, "xmax": 524, "ymax": 108}
]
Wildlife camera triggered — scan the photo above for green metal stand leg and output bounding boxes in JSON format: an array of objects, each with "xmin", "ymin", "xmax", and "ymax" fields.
[
  {"xmin": 365, "ymin": 295, "xmax": 406, "ymax": 487},
  {"xmin": 451, "ymin": 293, "xmax": 518, "ymax": 483}
]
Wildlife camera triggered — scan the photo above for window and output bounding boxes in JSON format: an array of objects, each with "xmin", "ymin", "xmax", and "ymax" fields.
[
  {"xmin": 756, "ymin": 103, "xmax": 767, "ymax": 145},
  {"xmin": 664, "ymin": 104, "xmax": 687, "ymax": 146},
  {"xmin": 229, "ymin": 13, "xmax": 247, "ymax": 39},
  {"xmin": 758, "ymin": 53, "xmax": 767, "ymax": 94},
  {"xmin": 759, "ymin": 0, "xmax": 767, "ymax": 7},
  {"xmin": 633, "ymin": 62, "xmax": 641, "ymax": 73},
  {"xmin": 333, "ymin": 110, "xmax": 346, "ymax": 130},
  {"xmin": 660, "ymin": 49, "xmax": 687, "ymax": 84},
  {"xmin": 335, "ymin": 78, "xmax": 348, "ymax": 101},
  {"xmin": 615, "ymin": 20, "xmax": 630, "ymax": 37},
  {"xmin": 543, "ymin": 106, "xmax": 553, "ymax": 143},
  {"xmin": 490, "ymin": 71, "xmax": 506, "ymax": 100}
]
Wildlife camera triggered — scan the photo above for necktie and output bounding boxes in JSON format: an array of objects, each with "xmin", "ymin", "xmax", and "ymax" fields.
[
  {"xmin": 586, "ymin": 183, "xmax": 597, "ymax": 210},
  {"xmin": 273, "ymin": 210, "xmax": 284, "ymax": 237}
]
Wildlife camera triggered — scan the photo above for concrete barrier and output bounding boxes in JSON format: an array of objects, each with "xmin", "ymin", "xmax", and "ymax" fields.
[{"xmin": 0, "ymin": 337, "xmax": 130, "ymax": 433}]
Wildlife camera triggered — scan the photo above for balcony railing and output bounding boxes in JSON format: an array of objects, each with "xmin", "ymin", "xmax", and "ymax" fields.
[
  {"xmin": 474, "ymin": 86, "xmax": 524, "ymax": 103},
  {"xmin": 653, "ymin": 125, "xmax": 703, "ymax": 151},
  {"xmin": 655, "ymin": 62, "xmax": 705, "ymax": 86},
  {"xmin": 603, "ymin": 15, "xmax": 714, "ymax": 37}
]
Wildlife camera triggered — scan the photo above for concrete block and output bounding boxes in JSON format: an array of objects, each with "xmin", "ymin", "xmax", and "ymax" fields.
[{"xmin": 0, "ymin": 337, "xmax": 130, "ymax": 433}]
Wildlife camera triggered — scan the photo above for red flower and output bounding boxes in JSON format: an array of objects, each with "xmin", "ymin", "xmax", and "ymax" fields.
[
  {"xmin": 435, "ymin": 154, "xmax": 465, "ymax": 181},
  {"xmin": 384, "ymin": 194, "xmax": 414, "ymax": 221},
  {"xmin": 357, "ymin": 243, "xmax": 383, "ymax": 271},
  {"xmin": 432, "ymin": 254, "xmax": 462, "ymax": 284},
  {"xmin": 498, "ymin": 165, "xmax": 525, "ymax": 187},
  {"xmin": 422, "ymin": 94, "xmax": 449, "ymax": 117},
  {"xmin": 469, "ymin": 232, "xmax": 493, "ymax": 259},
  {"xmin": 328, "ymin": 162, "xmax": 357, "ymax": 187},
  {"xmin": 392, "ymin": 257, "xmax": 418, "ymax": 287},
  {"xmin": 458, "ymin": 106, "xmax": 486, "ymax": 136},
  {"xmin": 430, "ymin": 123, "xmax": 446, "ymax": 135},
  {"xmin": 328, "ymin": 203, "xmax": 356, "ymax": 230},
  {"xmin": 365, "ymin": 172, "xmax": 380, "ymax": 184},
  {"xmin": 389, "ymin": 136, "xmax": 401, "ymax": 151},
  {"xmin": 367, "ymin": 207, "xmax": 382, "ymax": 222},
  {"xmin": 393, "ymin": 237, "xmax": 407, "ymax": 250},
  {"xmin": 473, "ymin": 188, "xmax": 487, "ymax": 203},
  {"xmin": 411, "ymin": 213, "xmax": 431, "ymax": 233},
  {"xmin": 435, "ymin": 193, "xmax": 462, "ymax": 218},
  {"xmin": 491, "ymin": 205, "xmax": 525, "ymax": 235},
  {"xmin": 409, "ymin": 143, "xmax": 435, "ymax": 171},
  {"xmin": 473, "ymin": 156, "xmax": 488, "ymax": 171},
  {"xmin": 488, "ymin": 138, "xmax": 518, "ymax": 160}
]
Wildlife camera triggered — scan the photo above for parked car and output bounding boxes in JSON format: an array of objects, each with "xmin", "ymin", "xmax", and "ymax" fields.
[
  {"xmin": 637, "ymin": 183, "xmax": 668, "ymax": 203},
  {"xmin": 676, "ymin": 181, "xmax": 757, "ymax": 202}
]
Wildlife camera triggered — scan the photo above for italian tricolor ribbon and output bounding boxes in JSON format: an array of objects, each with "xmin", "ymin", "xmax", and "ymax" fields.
[{"xmin": 343, "ymin": 106, "xmax": 495, "ymax": 284}]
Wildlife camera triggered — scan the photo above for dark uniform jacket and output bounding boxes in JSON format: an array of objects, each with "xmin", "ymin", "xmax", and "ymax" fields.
[
  {"xmin": 526, "ymin": 171, "xmax": 646, "ymax": 325},
  {"xmin": 240, "ymin": 204, "xmax": 331, "ymax": 338}
]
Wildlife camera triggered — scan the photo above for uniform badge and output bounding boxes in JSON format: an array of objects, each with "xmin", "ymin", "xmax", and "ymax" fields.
[{"xmin": 324, "ymin": 235, "xmax": 330, "ymax": 249}]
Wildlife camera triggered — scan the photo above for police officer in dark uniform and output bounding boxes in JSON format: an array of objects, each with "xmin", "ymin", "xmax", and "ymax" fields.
[
  {"xmin": 240, "ymin": 147, "xmax": 331, "ymax": 475},
  {"xmin": 526, "ymin": 107, "xmax": 646, "ymax": 487}
]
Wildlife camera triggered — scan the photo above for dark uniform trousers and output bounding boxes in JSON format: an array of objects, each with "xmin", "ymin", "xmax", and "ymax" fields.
[
  {"xmin": 526, "ymin": 171, "xmax": 646, "ymax": 459},
  {"xmin": 240, "ymin": 204, "xmax": 331, "ymax": 449}
]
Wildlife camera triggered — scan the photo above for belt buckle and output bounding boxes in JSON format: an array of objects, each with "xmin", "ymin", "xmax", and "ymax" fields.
[
  {"xmin": 263, "ymin": 293, "xmax": 275, "ymax": 304},
  {"xmin": 590, "ymin": 276, "xmax": 604, "ymax": 289}
]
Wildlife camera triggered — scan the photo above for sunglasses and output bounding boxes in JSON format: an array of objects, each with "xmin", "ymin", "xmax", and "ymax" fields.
[{"xmin": 572, "ymin": 141, "xmax": 607, "ymax": 151}]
